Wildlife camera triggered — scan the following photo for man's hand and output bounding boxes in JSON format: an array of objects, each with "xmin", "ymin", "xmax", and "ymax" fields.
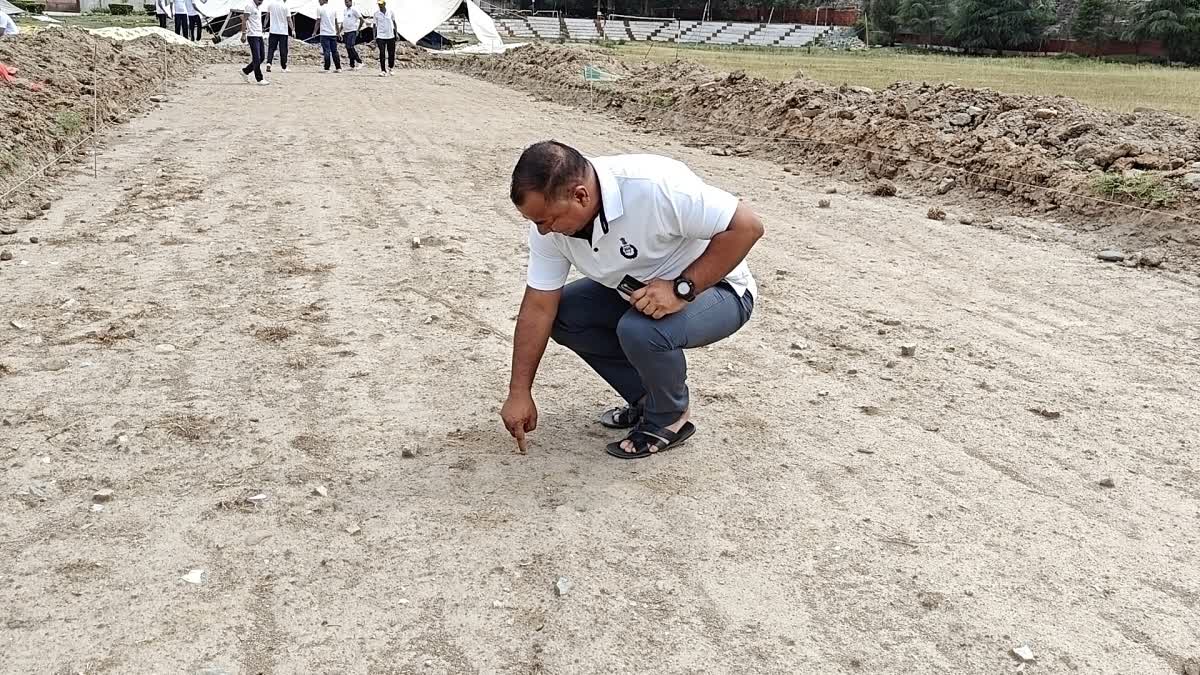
[
  {"xmin": 500, "ymin": 390, "xmax": 538, "ymax": 453},
  {"xmin": 630, "ymin": 279, "xmax": 686, "ymax": 320}
]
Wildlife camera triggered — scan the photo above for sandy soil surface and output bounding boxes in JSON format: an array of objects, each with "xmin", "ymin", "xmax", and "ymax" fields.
[{"xmin": 2, "ymin": 65, "xmax": 1199, "ymax": 674}]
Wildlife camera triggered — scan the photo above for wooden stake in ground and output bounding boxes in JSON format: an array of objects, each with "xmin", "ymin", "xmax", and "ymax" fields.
[{"xmin": 93, "ymin": 40, "xmax": 98, "ymax": 180}]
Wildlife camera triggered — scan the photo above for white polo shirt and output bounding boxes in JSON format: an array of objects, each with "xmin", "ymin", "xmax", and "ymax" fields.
[
  {"xmin": 317, "ymin": 4, "xmax": 338, "ymax": 35},
  {"xmin": 526, "ymin": 154, "xmax": 756, "ymax": 299},
  {"xmin": 374, "ymin": 8, "xmax": 397, "ymax": 39},
  {"xmin": 266, "ymin": 0, "xmax": 289, "ymax": 34},
  {"xmin": 342, "ymin": 6, "xmax": 362, "ymax": 32},
  {"xmin": 243, "ymin": 0, "xmax": 263, "ymax": 36}
]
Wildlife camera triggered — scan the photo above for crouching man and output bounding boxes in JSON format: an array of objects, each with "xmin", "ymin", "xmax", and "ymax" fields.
[{"xmin": 500, "ymin": 140, "xmax": 763, "ymax": 459}]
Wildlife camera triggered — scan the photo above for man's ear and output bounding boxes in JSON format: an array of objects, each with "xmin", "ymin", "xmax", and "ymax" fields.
[{"xmin": 572, "ymin": 184, "xmax": 590, "ymax": 208}]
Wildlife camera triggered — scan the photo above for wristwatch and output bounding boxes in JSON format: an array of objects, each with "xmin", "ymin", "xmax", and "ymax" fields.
[{"xmin": 673, "ymin": 276, "xmax": 697, "ymax": 302}]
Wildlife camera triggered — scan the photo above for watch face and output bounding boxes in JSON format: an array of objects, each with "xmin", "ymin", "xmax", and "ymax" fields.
[{"xmin": 677, "ymin": 280, "xmax": 692, "ymax": 296}]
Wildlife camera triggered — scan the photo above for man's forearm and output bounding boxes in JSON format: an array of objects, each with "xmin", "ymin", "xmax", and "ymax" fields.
[
  {"xmin": 683, "ymin": 204, "xmax": 764, "ymax": 292},
  {"xmin": 509, "ymin": 288, "xmax": 559, "ymax": 394}
]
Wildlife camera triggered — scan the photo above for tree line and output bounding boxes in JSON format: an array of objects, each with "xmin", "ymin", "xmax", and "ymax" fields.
[
  {"xmin": 864, "ymin": 0, "xmax": 1200, "ymax": 62},
  {"xmin": 521, "ymin": 0, "xmax": 1198, "ymax": 63}
]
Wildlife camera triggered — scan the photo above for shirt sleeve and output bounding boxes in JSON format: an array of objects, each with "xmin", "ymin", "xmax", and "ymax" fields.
[
  {"xmin": 663, "ymin": 174, "xmax": 740, "ymax": 241},
  {"xmin": 526, "ymin": 224, "xmax": 571, "ymax": 291}
]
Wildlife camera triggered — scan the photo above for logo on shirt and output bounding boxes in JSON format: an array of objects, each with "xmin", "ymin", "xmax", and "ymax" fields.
[{"xmin": 618, "ymin": 237, "xmax": 638, "ymax": 260}]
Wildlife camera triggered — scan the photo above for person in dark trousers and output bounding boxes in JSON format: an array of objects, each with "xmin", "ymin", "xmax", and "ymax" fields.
[
  {"xmin": 186, "ymin": 0, "xmax": 202, "ymax": 41},
  {"xmin": 373, "ymin": 0, "xmax": 398, "ymax": 76},
  {"xmin": 315, "ymin": 0, "xmax": 341, "ymax": 73},
  {"xmin": 264, "ymin": 0, "xmax": 293, "ymax": 73},
  {"xmin": 341, "ymin": 0, "xmax": 364, "ymax": 70},
  {"xmin": 172, "ymin": 0, "xmax": 188, "ymax": 36},
  {"xmin": 240, "ymin": 0, "xmax": 268, "ymax": 85},
  {"xmin": 155, "ymin": 0, "xmax": 169, "ymax": 29},
  {"xmin": 500, "ymin": 141, "xmax": 763, "ymax": 459}
]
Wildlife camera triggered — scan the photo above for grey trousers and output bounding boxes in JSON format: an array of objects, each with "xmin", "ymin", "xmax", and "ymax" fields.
[{"xmin": 550, "ymin": 278, "xmax": 754, "ymax": 428}]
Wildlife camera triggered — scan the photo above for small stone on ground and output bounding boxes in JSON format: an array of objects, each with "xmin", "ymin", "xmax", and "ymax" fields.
[{"xmin": 554, "ymin": 576, "xmax": 572, "ymax": 597}]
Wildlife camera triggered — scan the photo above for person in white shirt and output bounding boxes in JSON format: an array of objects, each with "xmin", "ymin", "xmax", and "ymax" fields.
[
  {"xmin": 239, "ymin": 0, "xmax": 268, "ymax": 85},
  {"xmin": 263, "ymin": 0, "xmax": 293, "ymax": 72},
  {"xmin": 372, "ymin": 0, "xmax": 398, "ymax": 76},
  {"xmin": 154, "ymin": 0, "xmax": 170, "ymax": 30},
  {"xmin": 171, "ymin": 0, "xmax": 188, "ymax": 36},
  {"xmin": 0, "ymin": 11, "xmax": 19, "ymax": 37},
  {"xmin": 500, "ymin": 141, "xmax": 763, "ymax": 459},
  {"xmin": 340, "ymin": 0, "xmax": 364, "ymax": 70},
  {"xmin": 316, "ymin": 0, "xmax": 341, "ymax": 73},
  {"xmin": 185, "ymin": 0, "xmax": 201, "ymax": 41}
]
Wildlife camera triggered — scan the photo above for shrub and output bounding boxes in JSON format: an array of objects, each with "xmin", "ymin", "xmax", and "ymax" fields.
[
  {"xmin": 13, "ymin": 0, "xmax": 47, "ymax": 13},
  {"xmin": 55, "ymin": 111, "xmax": 84, "ymax": 136},
  {"xmin": 1091, "ymin": 172, "xmax": 1178, "ymax": 206}
]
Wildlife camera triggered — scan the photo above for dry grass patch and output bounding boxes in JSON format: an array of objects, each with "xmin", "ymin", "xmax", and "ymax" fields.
[
  {"xmin": 254, "ymin": 325, "xmax": 295, "ymax": 343},
  {"xmin": 290, "ymin": 433, "xmax": 332, "ymax": 454},
  {"xmin": 160, "ymin": 414, "xmax": 215, "ymax": 441}
]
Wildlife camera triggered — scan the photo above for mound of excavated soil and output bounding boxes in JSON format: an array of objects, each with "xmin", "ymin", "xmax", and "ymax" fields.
[
  {"xmin": 448, "ymin": 43, "xmax": 1200, "ymax": 254},
  {"xmin": 0, "ymin": 28, "xmax": 223, "ymax": 214}
]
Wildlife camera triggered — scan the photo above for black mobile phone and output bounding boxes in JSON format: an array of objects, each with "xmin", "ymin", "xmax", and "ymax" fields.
[{"xmin": 617, "ymin": 275, "xmax": 645, "ymax": 296}]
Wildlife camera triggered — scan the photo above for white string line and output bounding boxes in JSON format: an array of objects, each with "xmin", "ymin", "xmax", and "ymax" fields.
[
  {"xmin": 583, "ymin": 82, "xmax": 1200, "ymax": 225},
  {"xmin": 1, "ymin": 48, "xmax": 172, "ymax": 203}
]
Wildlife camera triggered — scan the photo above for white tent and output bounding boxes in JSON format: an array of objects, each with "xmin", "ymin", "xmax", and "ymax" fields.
[
  {"xmin": 193, "ymin": 0, "xmax": 504, "ymax": 53},
  {"xmin": 389, "ymin": 0, "xmax": 502, "ymax": 52},
  {"xmin": 284, "ymin": 0, "xmax": 377, "ymax": 21},
  {"xmin": 0, "ymin": 0, "xmax": 25, "ymax": 15}
]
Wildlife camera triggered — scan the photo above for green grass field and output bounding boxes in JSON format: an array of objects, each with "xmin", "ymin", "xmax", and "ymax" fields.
[
  {"xmin": 14, "ymin": 12, "xmax": 156, "ymax": 31},
  {"xmin": 611, "ymin": 43, "xmax": 1200, "ymax": 118}
]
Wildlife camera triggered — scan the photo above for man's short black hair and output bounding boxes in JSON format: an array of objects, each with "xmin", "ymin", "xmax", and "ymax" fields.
[{"xmin": 510, "ymin": 140, "xmax": 589, "ymax": 206}]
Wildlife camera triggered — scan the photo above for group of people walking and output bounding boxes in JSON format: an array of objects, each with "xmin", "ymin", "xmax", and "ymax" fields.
[{"xmin": 239, "ymin": 0, "xmax": 403, "ymax": 85}]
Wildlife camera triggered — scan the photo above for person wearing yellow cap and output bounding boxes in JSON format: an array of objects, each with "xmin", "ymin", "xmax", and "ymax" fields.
[{"xmin": 373, "ymin": 0, "xmax": 399, "ymax": 77}]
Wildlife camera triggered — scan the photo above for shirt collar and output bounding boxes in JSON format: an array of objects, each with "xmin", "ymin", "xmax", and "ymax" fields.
[{"xmin": 588, "ymin": 157, "xmax": 623, "ymax": 245}]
